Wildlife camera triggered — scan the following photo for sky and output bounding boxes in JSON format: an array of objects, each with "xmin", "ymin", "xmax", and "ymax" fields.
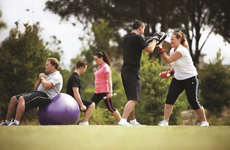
[{"xmin": 1, "ymin": 0, "xmax": 230, "ymax": 69}]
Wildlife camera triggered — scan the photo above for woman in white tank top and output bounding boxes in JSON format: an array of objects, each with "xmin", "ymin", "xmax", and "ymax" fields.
[{"xmin": 157, "ymin": 32, "xmax": 209, "ymax": 127}]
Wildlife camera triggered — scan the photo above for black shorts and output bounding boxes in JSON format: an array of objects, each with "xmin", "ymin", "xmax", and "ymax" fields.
[
  {"xmin": 91, "ymin": 93, "xmax": 116, "ymax": 113},
  {"xmin": 81, "ymin": 98, "xmax": 94, "ymax": 111},
  {"xmin": 15, "ymin": 91, "xmax": 51, "ymax": 111},
  {"xmin": 121, "ymin": 72, "xmax": 141, "ymax": 101},
  {"xmin": 166, "ymin": 76, "xmax": 202, "ymax": 110}
]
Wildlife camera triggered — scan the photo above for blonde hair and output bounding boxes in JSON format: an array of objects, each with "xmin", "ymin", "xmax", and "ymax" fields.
[{"xmin": 173, "ymin": 32, "xmax": 188, "ymax": 48}]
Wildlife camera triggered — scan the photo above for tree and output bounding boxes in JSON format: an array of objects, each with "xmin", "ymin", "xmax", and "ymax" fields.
[
  {"xmin": 0, "ymin": 22, "xmax": 57, "ymax": 121},
  {"xmin": 70, "ymin": 19, "xmax": 120, "ymax": 89},
  {"xmin": 45, "ymin": 0, "xmax": 230, "ymax": 65},
  {"xmin": 207, "ymin": 0, "xmax": 230, "ymax": 43},
  {"xmin": 0, "ymin": 8, "xmax": 7, "ymax": 33},
  {"xmin": 200, "ymin": 50, "xmax": 230, "ymax": 117},
  {"xmin": 173, "ymin": 0, "xmax": 230, "ymax": 66},
  {"xmin": 66, "ymin": 20, "xmax": 126, "ymax": 124}
]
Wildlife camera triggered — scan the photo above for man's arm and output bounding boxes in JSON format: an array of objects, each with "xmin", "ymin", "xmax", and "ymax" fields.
[
  {"xmin": 40, "ymin": 77, "xmax": 54, "ymax": 89},
  {"xmin": 34, "ymin": 79, "xmax": 41, "ymax": 91},
  {"xmin": 143, "ymin": 40, "xmax": 157, "ymax": 53},
  {"xmin": 34, "ymin": 73, "xmax": 47, "ymax": 90},
  {"xmin": 73, "ymin": 87, "xmax": 86, "ymax": 111}
]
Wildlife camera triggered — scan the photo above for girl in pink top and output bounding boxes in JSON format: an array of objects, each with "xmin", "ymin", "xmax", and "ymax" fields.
[{"xmin": 91, "ymin": 52, "xmax": 121, "ymax": 122}]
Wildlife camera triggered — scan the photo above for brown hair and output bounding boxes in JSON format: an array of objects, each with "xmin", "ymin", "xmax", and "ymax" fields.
[
  {"xmin": 46, "ymin": 57, "xmax": 59, "ymax": 69},
  {"xmin": 76, "ymin": 60, "xmax": 88, "ymax": 69},
  {"xmin": 173, "ymin": 32, "xmax": 188, "ymax": 48},
  {"xmin": 132, "ymin": 20, "xmax": 145, "ymax": 30},
  {"xmin": 94, "ymin": 51, "xmax": 111, "ymax": 66}
]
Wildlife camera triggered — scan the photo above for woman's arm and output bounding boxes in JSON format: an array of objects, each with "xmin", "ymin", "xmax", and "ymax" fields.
[{"xmin": 105, "ymin": 72, "xmax": 113, "ymax": 98}]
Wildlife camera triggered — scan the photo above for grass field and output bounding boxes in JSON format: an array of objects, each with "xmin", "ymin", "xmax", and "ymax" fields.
[{"xmin": 0, "ymin": 125, "xmax": 230, "ymax": 150}]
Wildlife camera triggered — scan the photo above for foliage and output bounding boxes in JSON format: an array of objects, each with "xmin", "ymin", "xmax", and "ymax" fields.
[
  {"xmin": 169, "ymin": 0, "xmax": 230, "ymax": 64},
  {"xmin": 0, "ymin": 22, "xmax": 49, "ymax": 120},
  {"xmin": 68, "ymin": 20, "xmax": 126, "ymax": 124},
  {"xmin": 136, "ymin": 52, "xmax": 188, "ymax": 125},
  {"xmin": 0, "ymin": 22, "xmax": 65, "ymax": 123},
  {"xmin": 207, "ymin": 0, "xmax": 230, "ymax": 43},
  {"xmin": 70, "ymin": 19, "xmax": 121, "ymax": 90},
  {"xmin": 60, "ymin": 69, "xmax": 71, "ymax": 93},
  {"xmin": 0, "ymin": 8, "xmax": 7, "ymax": 30},
  {"xmin": 200, "ymin": 50, "xmax": 230, "ymax": 117},
  {"xmin": 45, "ymin": 0, "xmax": 177, "ymax": 34},
  {"xmin": 45, "ymin": 0, "xmax": 230, "ymax": 65}
]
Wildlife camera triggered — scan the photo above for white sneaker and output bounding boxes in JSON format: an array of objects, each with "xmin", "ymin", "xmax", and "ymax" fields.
[
  {"xmin": 8, "ymin": 121, "xmax": 19, "ymax": 126},
  {"xmin": 130, "ymin": 121, "xmax": 142, "ymax": 126},
  {"xmin": 158, "ymin": 120, "xmax": 168, "ymax": 126},
  {"xmin": 118, "ymin": 121, "xmax": 132, "ymax": 126},
  {"xmin": 0, "ymin": 121, "xmax": 8, "ymax": 126},
  {"xmin": 79, "ymin": 121, "xmax": 89, "ymax": 125},
  {"xmin": 199, "ymin": 121, "xmax": 209, "ymax": 127}
]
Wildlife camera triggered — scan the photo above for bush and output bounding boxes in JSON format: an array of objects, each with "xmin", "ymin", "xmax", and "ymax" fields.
[
  {"xmin": 200, "ymin": 50, "xmax": 230, "ymax": 117},
  {"xmin": 136, "ymin": 52, "xmax": 188, "ymax": 125}
]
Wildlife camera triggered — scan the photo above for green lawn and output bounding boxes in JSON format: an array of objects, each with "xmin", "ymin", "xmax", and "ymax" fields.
[{"xmin": 0, "ymin": 125, "xmax": 229, "ymax": 150}]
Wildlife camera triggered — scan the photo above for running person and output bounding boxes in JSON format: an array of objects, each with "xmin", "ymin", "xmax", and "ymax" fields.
[
  {"xmin": 118, "ymin": 20, "xmax": 166, "ymax": 126},
  {"xmin": 66, "ymin": 60, "xmax": 95, "ymax": 125},
  {"xmin": 157, "ymin": 32, "xmax": 209, "ymax": 126},
  {"xmin": 0, "ymin": 57, "xmax": 63, "ymax": 126},
  {"xmin": 91, "ymin": 52, "xmax": 121, "ymax": 122}
]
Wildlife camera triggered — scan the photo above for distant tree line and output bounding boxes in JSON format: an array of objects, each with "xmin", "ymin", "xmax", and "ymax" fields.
[{"xmin": 45, "ymin": 0, "xmax": 230, "ymax": 65}]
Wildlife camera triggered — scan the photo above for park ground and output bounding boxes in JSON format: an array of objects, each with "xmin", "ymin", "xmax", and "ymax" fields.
[{"xmin": 0, "ymin": 125, "xmax": 230, "ymax": 150}]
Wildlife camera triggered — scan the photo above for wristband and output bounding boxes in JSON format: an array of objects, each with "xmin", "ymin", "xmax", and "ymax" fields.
[
  {"xmin": 157, "ymin": 46, "xmax": 165, "ymax": 54},
  {"xmin": 159, "ymin": 48, "xmax": 165, "ymax": 54}
]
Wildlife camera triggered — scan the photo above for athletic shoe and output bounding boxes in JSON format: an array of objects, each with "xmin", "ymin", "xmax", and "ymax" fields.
[
  {"xmin": 0, "ymin": 121, "xmax": 8, "ymax": 126},
  {"xmin": 118, "ymin": 121, "xmax": 132, "ymax": 126},
  {"xmin": 130, "ymin": 121, "xmax": 142, "ymax": 126},
  {"xmin": 79, "ymin": 121, "xmax": 89, "ymax": 125},
  {"xmin": 199, "ymin": 121, "xmax": 209, "ymax": 127},
  {"xmin": 8, "ymin": 121, "xmax": 19, "ymax": 126},
  {"xmin": 158, "ymin": 120, "xmax": 169, "ymax": 126}
]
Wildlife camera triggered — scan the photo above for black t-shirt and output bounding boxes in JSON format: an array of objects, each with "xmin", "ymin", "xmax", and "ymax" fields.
[
  {"xmin": 121, "ymin": 32, "xmax": 148, "ymax": 74},
  {"xmin": 66, "ymin": 72, "xmax": 81, "ymax": 98}
]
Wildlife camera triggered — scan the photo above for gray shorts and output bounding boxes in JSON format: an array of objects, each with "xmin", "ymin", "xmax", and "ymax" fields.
[
  {"xmin": 121, "ymin": 72, "xmax": 141, "ymax": 101},
  {"xmin": 15, "ymin": 91, "xmax": 51, "ymax": 111}
]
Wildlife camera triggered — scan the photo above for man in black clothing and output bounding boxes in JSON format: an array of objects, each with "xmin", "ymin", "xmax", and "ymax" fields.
[
  {"xmin": 118, "ymin": 20, "xmax": 166, "ymax": 126},
  {"xmin": 66, "ymin": 60, "xmax": 95, "ymax": 125}
]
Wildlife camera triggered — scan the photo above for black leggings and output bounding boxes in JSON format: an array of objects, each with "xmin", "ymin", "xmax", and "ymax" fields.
[
  {"xmin": 166, "ymin": 76, "xmax": 202, "ymax": 110},
  {"xmin": 91, "ymin": 93, "xmax": 116, "ymax": 113}
]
